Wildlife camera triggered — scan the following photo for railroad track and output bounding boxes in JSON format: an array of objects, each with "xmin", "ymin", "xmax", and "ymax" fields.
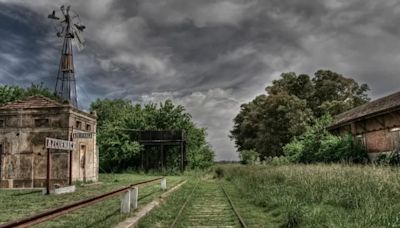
[
  {"xmin": 170, "ymin": 180, "xmax": 247, "ymax": 228},
  {"xmin": 0, "ymin": 177, "xmax": 164, "ymax": 228}
]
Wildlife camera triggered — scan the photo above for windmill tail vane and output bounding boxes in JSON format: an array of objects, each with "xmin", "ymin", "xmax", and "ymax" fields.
[{"xmin": 48, "ymin": 5, "xmax": 86, "ymax": 108}]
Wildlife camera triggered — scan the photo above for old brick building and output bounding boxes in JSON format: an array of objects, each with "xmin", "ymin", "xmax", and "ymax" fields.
[
  {"xmin": 0, "ymin": 96, "xmax": 97, "ymax": 188},
  {"xmin": 328, "ymin": 91, "xmax": 400, "ymax": 160}
]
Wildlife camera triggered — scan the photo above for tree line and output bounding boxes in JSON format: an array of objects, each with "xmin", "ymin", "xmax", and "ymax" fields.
[{"xmin": 230, "ymin": 70, "xmax": 370, "ymax": 163}]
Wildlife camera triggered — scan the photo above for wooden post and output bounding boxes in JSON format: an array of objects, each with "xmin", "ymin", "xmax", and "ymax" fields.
[
  {"xmin": 46, "ymin": 148, "xmax": 51, "ymax": 195},
  {"xmin": 160, "ymin": 144, "xmax": 164, "ymax": 169},
  {"xmin": 183, "ymin": 141, "xmax": 186, "ymax": 169},
  {"xmin": 145, "ymin": 147, "xmax": 149, "ymax": 171},
  {"xmin": 0, "ymin": 145, "xmax": 2, "ymax": 183},
  {"xmin": 69, "ymin": 127, "xmax": 73, "ymax": 185},
  {"xmin": 69, "ymin": 150, "xmax": 72, "ymax": 185},
  {"xmin": 180, "ymin": 142, "xmax": 184, "ymax": 172},
  {"xmin": 141, "ymin": 149, "xmax": 144, "ymax": 170}
]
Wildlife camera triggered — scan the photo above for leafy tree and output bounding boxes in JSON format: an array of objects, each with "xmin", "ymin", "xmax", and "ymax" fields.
[
  {"xmin": 97, "ymin": 122, "xmax": 142, "ymax": 172},
  {"xmin": 231, "ymin": 93, "xmax": 312, "ymax": 158},
  {"xmin": 266, "ymin": 72, "xmax": 314, "ymax": 100},
  {"xmin": 230, "ymin": 95, "xmax": 266, "ymax": 153},
  {"xmin": 231, "ymin": 70, "xmax": 370, "ymax": 159},
  {"xmin": 91, "ymin": 99, "xmax": 214, "ymax": 172},
  {"xmin": 311, "ymin": 70, "xmax": 370, "ymax": 116}
]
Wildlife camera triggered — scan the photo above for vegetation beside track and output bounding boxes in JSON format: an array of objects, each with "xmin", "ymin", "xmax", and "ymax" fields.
[
  {"xmin": 220, "ymin": 164, "xmax": 400, "ymax": 227},
  {"xmin": 0, "ymin": 173, "xmax": 184, "ymax": 228}
]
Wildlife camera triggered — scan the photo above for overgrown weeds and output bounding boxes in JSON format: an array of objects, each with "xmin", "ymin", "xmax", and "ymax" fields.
[{"xmin": 219, "ymin": 164, "xmax": 400, "ymax": 227}]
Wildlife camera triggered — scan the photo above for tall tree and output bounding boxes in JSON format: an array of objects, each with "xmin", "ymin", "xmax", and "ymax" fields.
[
  {"xmin": 311, "ymin": 70, "xmax": 370, "ymax": 116},
  {"xmin": 230, "ymin": 70, "xmax": 370, "ymax": 158}
]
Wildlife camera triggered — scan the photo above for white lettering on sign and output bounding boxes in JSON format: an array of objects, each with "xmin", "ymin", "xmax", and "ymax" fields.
[
  {"xmin": 45, "ymin": 137, "xmax": 75, "ymax": 150},
  {"xmin": 72, "ymin": 132, "xmax": 93, "ymax": 139}
]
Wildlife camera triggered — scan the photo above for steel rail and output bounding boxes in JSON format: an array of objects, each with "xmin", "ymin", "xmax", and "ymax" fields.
[
  {"xmin": 169, "ymin": 181, "xmax": 199, "ymax": 228},
  {"xmin": 220, "ymin": 183, "xmax": 248, "ymax": 228},
  {"xmin": 0, "ymin": 177, "xmax": 163, "ymax": 228}
]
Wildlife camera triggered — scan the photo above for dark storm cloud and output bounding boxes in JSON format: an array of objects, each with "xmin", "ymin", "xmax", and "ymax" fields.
[
  {"xmin": 0, "ymin": 3, "xmax": 57, "ymax": 88},
  {"xmin": 1, "ymin": 0, "xmax": 400, "ymax": 160}
]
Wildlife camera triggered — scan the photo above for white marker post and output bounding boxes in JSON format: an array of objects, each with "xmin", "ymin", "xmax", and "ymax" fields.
[
  {"xmin": 161, "ymin": 178, "xmax": 167, "ymax": 191},
  {"xmin": 131, "ymin": 187, "xmax": 138, "ymax": 210},
  {"xmin": 120, "ymin": 190, "xmax": 131, "ymax": 213}
]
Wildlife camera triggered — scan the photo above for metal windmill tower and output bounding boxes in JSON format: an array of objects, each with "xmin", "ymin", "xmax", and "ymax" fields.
[{"xmin": 48, "ymin": 5, "xmax": 86, "ymax": 107}]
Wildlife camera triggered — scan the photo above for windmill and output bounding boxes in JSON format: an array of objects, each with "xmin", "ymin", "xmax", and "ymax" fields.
[{"xmin": 48, "ymin": 5, "xmax": 86, "ymax": 107}]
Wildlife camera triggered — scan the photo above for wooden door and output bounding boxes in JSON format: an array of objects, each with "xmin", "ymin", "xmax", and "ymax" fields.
[{"xmin": 80, "ymin": 145, "xmax": 86, "ymax": 182}]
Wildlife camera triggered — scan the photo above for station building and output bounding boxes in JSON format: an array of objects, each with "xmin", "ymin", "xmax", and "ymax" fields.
[
  {"xmin": 328, "ymin": 91, "xmax": 400, "ymax": 160},
  {"xmin": 0, "ymin": 96, "xmax": 97, "ymax": 188}
]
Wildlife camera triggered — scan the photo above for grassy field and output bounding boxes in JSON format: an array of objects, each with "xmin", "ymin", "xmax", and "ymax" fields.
[
  {"xmin": 0, "ymin": 173, "xmax": 184, "ymax": 227},
  {"xmin": 220, "ymin": 164, "xmax": 400, "ymax": 227}
]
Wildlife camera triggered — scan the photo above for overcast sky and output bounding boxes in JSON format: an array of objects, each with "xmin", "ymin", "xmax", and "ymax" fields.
[{"xmin": 1, "ymin": 0, "xmax": 400, "ymax": 160}]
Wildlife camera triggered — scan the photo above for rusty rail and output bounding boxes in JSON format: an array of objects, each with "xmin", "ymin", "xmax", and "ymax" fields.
[
  {"xmin": 0, "ymin": 177, "xmax": 163, "ymax": 228},
  {"xmin": 220, "ymin": 184, "xmax": 248, "ymax": 228},
  {"xmin": 169, "ymin": 181, "xmax": 199, "ymax": 228}
]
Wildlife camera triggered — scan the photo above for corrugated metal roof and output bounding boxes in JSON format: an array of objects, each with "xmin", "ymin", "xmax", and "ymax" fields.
[{"xmin": 330, "ymin": 91, "xmax": 400, "ymax": 128}]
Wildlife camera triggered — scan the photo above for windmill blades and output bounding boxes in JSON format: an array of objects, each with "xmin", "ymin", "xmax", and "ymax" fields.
[
  {"xmin": 71, "ymin": 27, "xmax": 85, "ymax": 51},
  {"xmin": 60, "ymin": 5, "xmax": 66, "ymax": 15},
  {"xmin": 72, "ymin": 38, "xmax": 85, "ymax": 51},
  {"xmin": 75, "ymin": 30, "xmax": 85, "ymax": 44},
  {"xmin": 48, "ymin": 10, "xmax": 59, "ymax": 20},
  {"xmin": 56, "ymin": 25, "xmax": 65, "ymax": 37},
  {"xmin": 54, "ymin": 21, "xmax": 66, "ymax": 37}
]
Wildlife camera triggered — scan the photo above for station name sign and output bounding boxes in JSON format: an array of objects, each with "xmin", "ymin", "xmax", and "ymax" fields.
[
  {"xmin": 72, "ymin": 132, "xmax": 93, "ymax": 139},
  {"xmin": 45, "ymin": 137, "xmax": 75, "ymax": 150}
]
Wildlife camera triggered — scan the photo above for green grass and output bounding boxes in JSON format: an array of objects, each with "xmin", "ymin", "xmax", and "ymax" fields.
[
  {"xmin": 139, "ymin": 171, "xmax": 278, "ymax": 227},
  {"xmin": 0, "ymin": 173, "xmax": 184, "ymax": 227},
  {"xmin": 219, "ymin": 164, "xmax": 400, "ymax": 227}
]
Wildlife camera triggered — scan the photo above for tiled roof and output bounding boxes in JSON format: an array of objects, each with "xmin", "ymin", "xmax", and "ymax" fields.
[
  {"xmin": 330, "ymin": 91, "xmax": 400, "ymax": 128},
  {"xmin": 0, "ymin": 96, "xmax": 69, "ymax": 110}
]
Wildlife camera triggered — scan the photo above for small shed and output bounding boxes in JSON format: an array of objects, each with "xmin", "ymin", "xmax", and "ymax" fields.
[
  {"xmin": 0, "ymin": 96, "xmax": 98, "ymax": 188},
  {"xmin": 328, "ymin": 91, "xmax": 400, "ymax": 160}
]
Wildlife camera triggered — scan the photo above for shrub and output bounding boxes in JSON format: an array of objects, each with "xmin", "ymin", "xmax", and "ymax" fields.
[
  {"xmin": 284, "ymin": 115, "xmax": 368, "ymax": 163},
  {"xmin": 188, "ymin": 145, "xmax": 215, "ymax": 169},
  {"xmin": 375, "ymin": 150, "xmax": 400, "ymax": 165},
  {"xmin": 214, "ymin": 167, "xmax": 224, "ymax": 179},
  {"xmin": 239, "ymin": 149, "xmax": 259, "ymax": 164},
  {"xmin": 264, "ymin": 156, "xmax": 291, "ymax": 165}
]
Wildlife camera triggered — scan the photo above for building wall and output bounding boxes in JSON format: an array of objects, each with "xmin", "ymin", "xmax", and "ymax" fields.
[
  {"xmin": 69, "ymin": 109, "xmax": 97, "ymax": 182},
  {"xmin": 0, "ymin": 107, "xmax": 97, "ymax": 188},
  {"xmin": 331, "ymin": 111, "xmax": 400, "ymax": 160}
]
